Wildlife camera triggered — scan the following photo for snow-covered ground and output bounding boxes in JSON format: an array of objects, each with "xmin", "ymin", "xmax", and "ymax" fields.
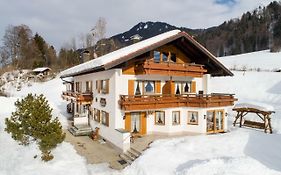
[
  {"xmin": 1, "ymin": 50, "xmax": 281, "ymax": 174},
  {"xmin": 218, "ymin": 50, "xmax": 281, "ymax": 71}
]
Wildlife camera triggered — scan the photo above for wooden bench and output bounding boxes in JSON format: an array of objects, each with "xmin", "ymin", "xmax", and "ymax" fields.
[
  {"xmin": 243, "ymin": 120, "xmax": 265, "ymax": 129},
  {"xmin": 233, "ymin": 106, "xmax": 274, "ymax": 134}
]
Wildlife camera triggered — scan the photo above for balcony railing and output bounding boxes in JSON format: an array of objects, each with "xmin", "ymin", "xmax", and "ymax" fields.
[
  {"xmin": 119, "ymin": 93, "xmax": 237, "ymax": 111},
  {"xmin": 62, "ymin": 90, "xmax": 93, "ymax": 102},
  {"xmin": 135, "ymin": 60, "xmax": 207, "ymax": 77}
]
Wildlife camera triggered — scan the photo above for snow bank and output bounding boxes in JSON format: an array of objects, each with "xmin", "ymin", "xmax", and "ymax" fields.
[
  {"xmin": 11, "ymin": 77, "xmax": 70, "ymax": 127},
  {"xmin": 0, "ymin": 80, "xmax": 115, "ymax": 175},
  {"xmin": 123, "ymin": 131, "xmax": 281, "ymax": 175},
  {"xmin": 218, "ymin": 50, "xmax": 281, "ymax": 71},
  {"xmin": 210, "ymin": 71, "xmax": 281, "ymax": 133}
]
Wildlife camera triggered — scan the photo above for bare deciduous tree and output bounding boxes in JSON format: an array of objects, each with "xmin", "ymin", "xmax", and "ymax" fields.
[{"xmin": 91, "ymin": 17, "xmax": 107, "ymax": 42}]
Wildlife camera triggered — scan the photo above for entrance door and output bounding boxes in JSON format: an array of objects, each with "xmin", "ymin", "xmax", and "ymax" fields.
[
  {"xmin": 125, "ymin": 112, "xmax": 147, "ymax": 135},
  {"xmin": 206, "ymin": 110, "xmax": 224, "ymax": 133}
]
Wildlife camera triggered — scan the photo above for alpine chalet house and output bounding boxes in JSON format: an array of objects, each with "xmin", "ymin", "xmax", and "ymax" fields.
[{"xmin": 60, "ymin": 30, "xmax": 236, "ymax": 152}]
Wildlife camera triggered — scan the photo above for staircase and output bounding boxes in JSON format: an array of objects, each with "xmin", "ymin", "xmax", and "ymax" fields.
[
  {"xmin": 118, "ymin": 147, "xmax": 142, "ymax": 168},
  {"xmin": 68, "ymin": 124, "xmax": 92, "ymax": 136}
]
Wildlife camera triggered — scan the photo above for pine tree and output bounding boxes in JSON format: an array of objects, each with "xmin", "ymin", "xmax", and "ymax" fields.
[{"xmin": 5, "ymin": 94, "xmax": 65, "ymax": 161}]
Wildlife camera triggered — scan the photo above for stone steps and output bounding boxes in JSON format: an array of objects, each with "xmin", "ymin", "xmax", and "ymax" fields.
[
  {"xmin": 68, "ymin": 125, "xmax": 92, "ymax": 136},
  {"xmin": 118, "ymin": 147, "xmax": 142, "ymax": 168}
]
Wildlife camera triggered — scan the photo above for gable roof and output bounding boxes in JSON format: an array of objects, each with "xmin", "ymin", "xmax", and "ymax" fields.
[{"xmin": 60, "ymin": 30, "xmax": 233, "ymax": 78}]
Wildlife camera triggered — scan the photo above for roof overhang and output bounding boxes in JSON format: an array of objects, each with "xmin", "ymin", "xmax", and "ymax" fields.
[{"xmin": 60, "ymin": 30, "xmax": 233, "ymax": 78}]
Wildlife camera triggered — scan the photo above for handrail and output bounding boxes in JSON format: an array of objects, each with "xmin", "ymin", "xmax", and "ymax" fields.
[
  {"xmin": 120, "ymin": 93, "xmax": 234, "ymax": 100},
  {"xmin": 119, "ymin": 93, "xmax": 237, "ymax": 110},
  {"xmin": 62, "ymin": 91, "xmax": 93, "ymax": 96},
  {"xmin": 145, "ymin": 60, "xmax": 204, "ymax": 68}
]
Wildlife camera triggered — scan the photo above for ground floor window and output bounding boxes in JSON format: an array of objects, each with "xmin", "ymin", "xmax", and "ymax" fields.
[
  {"xmin": 172, "ymin": 111, "xmax": 180, "ymax": 125},
  {"xmin": 93, "ymin": 108, "xmax": 100, "ymax": 122},
  {"xmin": 187, "ymin": 111, "xmax": 198, "ymax": 125},
  {"xmin": 101, "ymin": 110, "xmax": 109, "ymax": 127},
  {"xmin": 155, "ymin": 111, "xmax": 165, "ymax": 125}
]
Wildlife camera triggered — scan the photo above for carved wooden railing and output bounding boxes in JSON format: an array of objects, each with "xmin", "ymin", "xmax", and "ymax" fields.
[
  {"xmin": 119, "ymin": 93, "xmax": 237, "ymax": 111},
  {"xmin": 135, "ymin": 60, "xmax": 207, "ymax": 77},
  {"xmin": 62, "ymin": 90, "xmax": 93, "ymax": 102}
]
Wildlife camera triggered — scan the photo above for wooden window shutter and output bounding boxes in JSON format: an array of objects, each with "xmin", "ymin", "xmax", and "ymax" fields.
[
  {"xmin": 97, "ymin": 80, "xmax": 101, "ymax": 93},
  {"xmin": 155, "ymin": 81, "xmax": 161, "ymax": 94},
  {"xmin": 191, "ymin": 81, "xmax": 196, "ymax": 93},
  {"xmin": 106, "ymin": 79, "xmax": 109, "ymax": 94},
  {"xmin": 106, "ymin": 112, "xmax": 109, "ymax": 127},
  {"xmin": 170, "ymin": 81, "xmax": 175, "ymax": 95},
  {"xmin": 97, "ymin": 110, "xmax": 100, "ymax": 122},
  {"xmin": 128, "ymin": 80, "xmax": 135, "ymax": 96}
]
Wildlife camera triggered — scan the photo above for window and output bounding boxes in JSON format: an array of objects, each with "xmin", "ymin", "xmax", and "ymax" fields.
[
  {"xmin": 96, "ymin": 80, "xmax": 99, "ymax": 90},
  {"xmin": 188, "ymin": 111, "xmax": 198, "ymax": 125},
  {"xmin": 134, "ymin": 81, "xmax": 142, "ymax": 96},
  {"xmin": 175, "ymin": 82, "xmax": 181, "ymax": 95},
  {"xmin": 162, "ymin": 52, "xmax": 168, "ymax": 62},
  {"xmin": 171, "ymin": 53, "xmax": 176, "ymax": 62},
  {"xmin": 85, "ymin": 81, "xmax": 92, "ymax": 92},
  {"xmin": 97, "ymin": 79, "xmax": 109, "ymax": 94},
  {"xmin": 76, "ymin": 103, "xmax": 80, "ymax": 113},
  {"xmin": 172, "ymin": 111, "xmax": 180, "ymax": 125},
  {"xmin": 155, "ymin": 111, "xmax": 165, "ymax": 125},
  {"xmin": 75, "ymin": 82, "xmax": 82, "ymax": 92},
  {"xmin": 101, "ymin": 110, "xmax": 109, "ymax": 126},
  {"xmin": 183, "ymin": 82, "xmax": 191, "ymax": 93},
  {"xmin": 154, "ymin": 51, "xmax": 160, "ymax": 63},
  {"xmin": 144, "ymin": 81, "xmax": 155, "ymax": 94},
  {"xmin": 93, "ymin": 108, "xmax": 100, "ymax": 122}
]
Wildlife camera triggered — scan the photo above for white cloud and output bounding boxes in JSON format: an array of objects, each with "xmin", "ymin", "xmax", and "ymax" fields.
[{"xmin": 0, "ymin": 0, "xmax": 275, "ymax": 49}]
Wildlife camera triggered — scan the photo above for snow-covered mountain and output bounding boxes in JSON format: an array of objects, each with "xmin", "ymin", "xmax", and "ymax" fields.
[
  {"xmin": 1, "ymin": 50, "xmax": 281, "ymax": 174},
  {"xmin": 114, "ymin": 22, "xmax": 178, "ymax": 44}
]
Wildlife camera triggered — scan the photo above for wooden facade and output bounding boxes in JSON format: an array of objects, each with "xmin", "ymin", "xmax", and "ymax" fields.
[{"xmin": 119, "ymin": 93, "xmax": 236, "ymax": 111}]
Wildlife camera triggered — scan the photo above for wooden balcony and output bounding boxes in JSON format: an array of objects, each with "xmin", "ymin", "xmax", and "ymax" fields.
[
  {"xmin": 135, "ymin": 60, "xmax": 207, "ymax": 77},
  {"xmin": 119, "ymin": 93, "xmax": 237, "ymax": 111},
  {"xmin": 61, "ymin": 91, "xmax": 93, "ymax": 103}
]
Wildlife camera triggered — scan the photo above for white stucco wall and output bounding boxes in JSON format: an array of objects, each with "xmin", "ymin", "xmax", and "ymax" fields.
[
  {"xmin": 72, "ymin": 69, "xmax": 229, "ymax": 151},
  {"xmin": 74, "ymin": 117, "xmax": 88, "ymax": 125}
]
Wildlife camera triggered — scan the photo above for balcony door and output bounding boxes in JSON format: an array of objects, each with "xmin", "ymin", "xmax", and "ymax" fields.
[
  {"xmin": 206, "ymin": 110, "xmax": 224, "ymax": 133},
  {"xmin": 125, "ymin": 112, "xmax": 147, "ymax": 135}
]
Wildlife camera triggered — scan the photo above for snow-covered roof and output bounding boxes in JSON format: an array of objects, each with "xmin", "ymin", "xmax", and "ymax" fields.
[
  {"xmin": 32, "ymin": 67, "xmax": 51, "ymax": 72},
  {"xmin": 233, "ymin": 102, "xmax": 275, "ymax": 112},
  {"xmin": 60, "ymin": 30, "xmax": 181, "ymax": 78},
  {"xmin": 60, "ymin": 29, "xmax": 233, "ymax": 78}
]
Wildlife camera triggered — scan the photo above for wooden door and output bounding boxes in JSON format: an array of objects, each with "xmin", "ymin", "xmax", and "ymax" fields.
[
  {"xmin": 206, "ymin": 110, "xmax": 224, "ymax": 133},
  {"xmin": 124, "ymin": 112, "xmax": 147, "ymax": 135}
]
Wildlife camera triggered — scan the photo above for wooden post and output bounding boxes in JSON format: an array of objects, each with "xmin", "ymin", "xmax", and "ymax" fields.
[
  {"xmin": 233, "ymin": 112, "xmax": 240, "ymax": 126},
  {"xmin": 239, "ymin": 112, "xmax": 243, "ymax": 127},
  {"xmin": 264, "ymin": 114, "xmax": 267, "ymax": 133},
  {"xmin": 268, "ymin": 116, "xmax": 273, "ymax": 134}
]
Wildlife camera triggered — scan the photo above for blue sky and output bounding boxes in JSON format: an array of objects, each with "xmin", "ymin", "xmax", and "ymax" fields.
[
  {"xmin": 0, "ymin": 0, "xmax": 274, "ymax": 49},
  {"xmin": 216, "ymin": 0, "xmax": 237, "ymax": 6}
]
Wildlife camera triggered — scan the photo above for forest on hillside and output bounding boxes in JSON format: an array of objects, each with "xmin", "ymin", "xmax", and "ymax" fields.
[{"xmin": 195, "ymin": 1, "xmax": 281, "ymax": 56}]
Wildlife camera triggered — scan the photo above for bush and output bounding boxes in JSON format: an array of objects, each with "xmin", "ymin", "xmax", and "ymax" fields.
[{"xmin": 5, "ymin": 94, "xmax": 65, "ymax": 161}]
